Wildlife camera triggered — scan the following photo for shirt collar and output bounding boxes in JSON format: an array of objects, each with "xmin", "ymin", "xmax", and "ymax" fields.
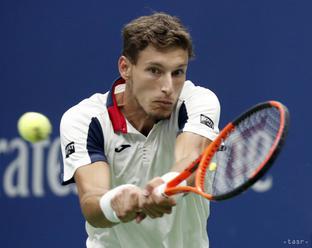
[{"xmin": 106, "ymin": 77, "xmax": 127, "ymax": 133}]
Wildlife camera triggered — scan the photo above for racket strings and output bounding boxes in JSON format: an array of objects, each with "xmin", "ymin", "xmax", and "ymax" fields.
[{"xmin": 203, "ymin": 107, "xmax": 281, "ymax": 196}]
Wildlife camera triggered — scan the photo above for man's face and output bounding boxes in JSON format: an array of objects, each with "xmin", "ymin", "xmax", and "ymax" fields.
[{"xmin": 126, "ymin": 45, "xmax": 188, "ymax": 121}]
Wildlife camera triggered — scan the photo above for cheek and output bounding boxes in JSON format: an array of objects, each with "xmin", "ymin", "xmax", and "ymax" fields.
[
  {"xmin": 131, "ymin": 80, "xmax": 155, "ymax": 106},
  {"xmin": 133, "ymin": 75, "xmax": 157, "ymax": 96},
  {"xmin": 133, "ymin": 83, "xmax": 153, "ymax": 98}
]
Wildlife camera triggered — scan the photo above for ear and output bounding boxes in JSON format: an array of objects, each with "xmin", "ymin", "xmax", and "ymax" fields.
[{"xmin": 118, "ymin": 56, "xmax": 132, "ymax": 81}]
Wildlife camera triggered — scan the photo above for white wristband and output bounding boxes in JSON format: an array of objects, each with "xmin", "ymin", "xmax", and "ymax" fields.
[{"xmin": 99, "ymin": 184, "xmax": 135, "ymax": 223}]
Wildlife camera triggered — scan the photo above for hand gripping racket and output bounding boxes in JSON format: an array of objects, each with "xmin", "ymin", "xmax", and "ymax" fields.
[{"xmin": 156, "ymin": 101, "xmax": 289, "ymax": 201}]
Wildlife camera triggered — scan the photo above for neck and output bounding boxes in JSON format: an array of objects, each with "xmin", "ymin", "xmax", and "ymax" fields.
[
  {"xmin": 124, "ymin": 109, "xmax": 155, "ymax": 136},
  {"xmin": 117, "ymin": 90, "xmax": 155, "ymax": 136}
]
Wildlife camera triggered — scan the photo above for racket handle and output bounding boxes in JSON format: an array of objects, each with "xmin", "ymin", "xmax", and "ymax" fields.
[
  {"xmin": 154, "ymin": 183, "xmax": 168, "ymax": 197},
  {"xmin": 154, "ymin": 172, "xmax": 187, "ymax": 198}
]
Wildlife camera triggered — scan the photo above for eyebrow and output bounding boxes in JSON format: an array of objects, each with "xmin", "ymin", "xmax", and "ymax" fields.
[{"xmin": 146, "ymin": 62, "xmax": 188, "ymax": 68}]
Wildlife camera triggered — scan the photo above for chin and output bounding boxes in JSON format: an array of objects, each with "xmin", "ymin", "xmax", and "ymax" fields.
[{"xmin": 149, "ymin": 110, "xmax": 172, "ymax": 121}]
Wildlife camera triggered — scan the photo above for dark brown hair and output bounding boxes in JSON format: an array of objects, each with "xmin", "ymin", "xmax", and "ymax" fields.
[{"xmin": 122, "ymin": 12, "xmax": 194, "ymax": 64}]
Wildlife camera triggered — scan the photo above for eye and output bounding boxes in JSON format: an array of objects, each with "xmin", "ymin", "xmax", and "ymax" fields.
[
  {"xmin": 147, "ymin": 67, "xmax": 162, "ymax": 75},
  {"xmin": 172, "ymin": 69, "xmax": 185, "ymax": 77}
]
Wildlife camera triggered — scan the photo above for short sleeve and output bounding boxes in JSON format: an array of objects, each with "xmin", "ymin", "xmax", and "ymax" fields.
[
  {"xmin": 60, "ymin": 107, "xmax": 107, "ymax": 185},
  {"xmin": 178, "ymin": 81, "xmax": 221, "ymax": 141}
]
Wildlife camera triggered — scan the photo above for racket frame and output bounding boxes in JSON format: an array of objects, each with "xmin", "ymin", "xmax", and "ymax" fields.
[{"xmin": 163, "ymin": 100, "xmax": 289, "ymax": 201}]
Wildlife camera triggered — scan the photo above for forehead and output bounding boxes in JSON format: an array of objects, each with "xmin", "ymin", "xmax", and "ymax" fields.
[{"xmin": 136, "ymin": 45, "xmax": 188, "ymax": 68}]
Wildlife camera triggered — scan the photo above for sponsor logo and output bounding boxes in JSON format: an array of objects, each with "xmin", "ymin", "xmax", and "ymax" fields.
[
  {"xmin": 65, "ymin": 142, "xmax": 75, "ymax": 158},
  {"xmin": 114, "ymin": 144, "xmax": 131, "ymax": 153},
  {"xmin": 200, "ymin": 114, "xmax": 214, "ymax": 129},
  {"xmin": 218, "ymin": 143, "xmax": 227, "ymax": 151}
]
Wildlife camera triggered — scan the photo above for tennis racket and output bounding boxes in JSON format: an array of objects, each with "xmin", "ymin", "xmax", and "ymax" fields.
[{"xmin": 156, "ymin": 100, "xmax": 289, "ymax": 201}]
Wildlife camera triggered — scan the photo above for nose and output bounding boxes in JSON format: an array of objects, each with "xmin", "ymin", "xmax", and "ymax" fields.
[{"xmin": 160, "ymin": 73, "xmax": 173, "ymax": 96}]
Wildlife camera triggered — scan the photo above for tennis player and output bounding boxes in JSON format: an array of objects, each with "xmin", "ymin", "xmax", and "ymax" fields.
[{"xmin": 60, "ymin": 12, "xmax": 220, "ymax": 248}]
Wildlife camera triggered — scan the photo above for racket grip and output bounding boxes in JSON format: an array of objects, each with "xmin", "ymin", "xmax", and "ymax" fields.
[
  {"xmin": 154, "ymin": 172, "xmax": 187, "ymax": 198},
  {"xmin": 154, "ymin": 183, "xmax": 168, "ymax": 197}
]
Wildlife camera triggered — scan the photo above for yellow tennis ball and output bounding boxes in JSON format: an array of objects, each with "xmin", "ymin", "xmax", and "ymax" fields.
[
  {"xmin": 209, "ymin": 162, "xmax": 218, "ymax": 171},
  {"xmin": 17, "ymin": 112, "xmax": 52, "ymax": 143}
]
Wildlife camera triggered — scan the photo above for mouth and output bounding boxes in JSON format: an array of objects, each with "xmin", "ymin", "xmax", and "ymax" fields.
[{"xmin": 154, "ymin": 100, "xmax": 174, "ymax": 107}]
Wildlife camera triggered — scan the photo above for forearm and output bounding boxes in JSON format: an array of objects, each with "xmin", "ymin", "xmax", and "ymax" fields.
[
  {"xmin": 170, "ymin": 154, "xmax": 199, "ymax": 185},
  {"xmin": 171, "ymin": 132, "xmax": 212, "ymax": 185},
  {"xmin": 80, "ymin": 191, "xmax": 116, "ymax": 228},
  {"xmin": 74, "ymin": 162, "xmax": 118, "ymax": 228}
]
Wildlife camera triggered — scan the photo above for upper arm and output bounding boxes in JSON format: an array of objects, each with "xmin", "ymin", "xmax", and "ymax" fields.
[
  {"xmin": 73, "ymin": 161, "xmax": 114, "ymax": 228},
  {"xmin": 174, "ymin": 132, "xmax": 212, "ymax": 164},
  {"xmin": 171, "ymin": 81, "xmax": 220, "ymax": 173}
]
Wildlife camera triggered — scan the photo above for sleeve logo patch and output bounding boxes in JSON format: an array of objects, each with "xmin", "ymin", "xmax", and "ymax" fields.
[
  {"xmin": 65, "ymin": 142, "xmax": 75, "ymax": 158},
  {"xmin": 200, "ymin": 114, "xmax": 214, "ymax": 129}
]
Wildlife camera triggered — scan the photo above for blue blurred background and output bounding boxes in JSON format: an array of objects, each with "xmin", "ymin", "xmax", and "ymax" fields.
[{"xmin": 1, "ymin": 0, "xmax": 311, "ymax": 247}]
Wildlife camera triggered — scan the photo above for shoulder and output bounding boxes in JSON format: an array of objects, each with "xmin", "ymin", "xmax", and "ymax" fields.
[
  {"xmin": 179, "ymin": 80, "xmax": 220, "ymax": 111},
  {"xmin": 175, "ymin": 80, "xmax": 221, "ymax": 140},
  {"xmin": 60, "ymin": 93, "xmax": 109, "ymax": 131}
]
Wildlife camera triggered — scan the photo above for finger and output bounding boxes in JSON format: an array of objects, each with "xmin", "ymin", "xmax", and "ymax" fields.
[
  {"xmin": 144, "ymin": 177, "xmax": 164, "ymax": 195},
  {"xmin": 140, "ymin": 193, "xmax": 175, "ymax": 217},
  {"xmin": 139, "ymin": 199, "xmax": 169, "ymax": 219},
  {"xmin": 119, "ymin": 212, "xmax": 137, "ymax": 222},
  {"xmin": 141, "ymin": 198, "xmax": 164, "ymax": 218},
  {"xmin": 146, "ymin": 204, "xmax": 173, "ymax": 215},
  {"xmin": 142, "ymin": 207, "xmax": 164, "ymax": 219},
  {"xmin": 152, "ymin": 192, "xmax": 177, "ymax": 206},
  {"xmin": 135, "ymin": 212, "xmax": 146, "ymax": 223},
  {"xmin": 111, "ymin": 186, "xmax": 143, "ymax": 222},
  {"xmin": 158, "ymin": 205, "xmax": 173, "ymax": 214}
]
